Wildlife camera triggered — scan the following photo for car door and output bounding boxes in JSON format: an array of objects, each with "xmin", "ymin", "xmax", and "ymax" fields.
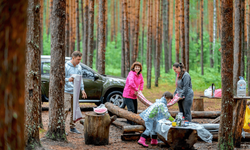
[
  {"xmin": 80, "ymin": 64, "xmax": 103, "ymax": 99},
  {"xmin": 41, "ymin": 62, "xmax": 50, "ymax": 99}
]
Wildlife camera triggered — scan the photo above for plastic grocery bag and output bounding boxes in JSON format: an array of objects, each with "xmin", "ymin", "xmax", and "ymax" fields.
[
  {"xmin": 137, "ymin": 91, "xmax": 153, "ymax": 107},
  {"xmin": 204, "ymin": 88, "xmax": 212, "ymax": 97},
  {"xmin": 167, "ymin": 94, "xmax": 180, "ymax": 107},
  {"xmin": 243, "ymin": 106, "xmax": 250, "ymax": 133},
  {"xmin": 214, "ymin": 89, "xmax": 222, "ymax": 97}
]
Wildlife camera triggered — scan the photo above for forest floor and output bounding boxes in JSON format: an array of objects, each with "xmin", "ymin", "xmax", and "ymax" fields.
[{"xmin": 39, "ymin": 90, "xmax": 250, "ymax": 150}]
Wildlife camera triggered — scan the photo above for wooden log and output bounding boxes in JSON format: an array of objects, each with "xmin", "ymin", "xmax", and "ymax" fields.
[
  {"xmin": 192, "ymin": 98, "xmax": 204, "ymax": 111},
  {"xmin": 105, "ymin": 102, "xmax": 145, "ymax": 126},
  {"xmin": 210, "ymin": 116, "xmax": 220, "ymax": 124},
  {"xmin": 198, "ymin": 132, "xmax": 250, "ymax": 141},
  {"xmin": 233, "ymin": 99, "xmax": 247, "ymax": 147},
  {"xmin": 112, "ymin": 120, "xmax": 129, "ymax": 129},
  {"xmin": 170, "ymin": 111, "xmax": 221, "ymax": 119},
  {"xmin": 121, "ymin": 133, "xmax": 151, "ymax": 141},
  {"xmin": 157, "ymin": 128, "xmax": 198, "ymax": 150},
  {"xmin": 84, "ymin": 112, "xmax": 117, "ymax": 145},
  {"xmin": 123, "ymin": 125, "xmax": 145, "ymax": 133}
]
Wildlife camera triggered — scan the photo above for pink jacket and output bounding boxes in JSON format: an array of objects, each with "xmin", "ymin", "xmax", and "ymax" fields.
[{"xmin": 123, "ymin": 71, "xmax": 144, "ymax": 99}]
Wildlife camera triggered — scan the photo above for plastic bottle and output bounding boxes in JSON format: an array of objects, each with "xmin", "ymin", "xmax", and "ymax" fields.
[
  {"xmin": 237, "ymin": 76, "xmax": 246, "ymax": 97},
  {"xmin": 181, "ymin": 117, "xmax": 185, "ymax": 126}
]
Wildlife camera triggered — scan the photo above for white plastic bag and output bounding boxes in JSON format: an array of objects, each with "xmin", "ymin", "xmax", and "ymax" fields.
[{"xmin": 204, "ymin": 88, "xmax": 212, "ymax": 96}]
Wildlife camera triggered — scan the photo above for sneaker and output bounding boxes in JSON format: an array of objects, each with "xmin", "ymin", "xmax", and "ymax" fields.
[{"xmin": 70, "ymin": 128, "xmax": 81, "ymax": 134}]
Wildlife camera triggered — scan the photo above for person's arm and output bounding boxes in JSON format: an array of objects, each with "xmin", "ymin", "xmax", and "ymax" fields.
[
  {"xmin": 181, "ymin": 73, "xmax": 190, "ymax": 98},
  {"xmin": 139, "ymin": 74, "xmax": 144, "ymax": 91},
  {"xmin": 128, "ymin": 72, "xmax": 138, "ymax": 91}
]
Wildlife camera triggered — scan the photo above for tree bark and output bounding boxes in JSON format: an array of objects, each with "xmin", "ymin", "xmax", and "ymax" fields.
[
  {"xmin": 200, "ymin": 0, "xmax": 204, "ymax": 75},
  {"xmin": 123, "ymin": 125, "xmax": 145, "ymax": 133},
  {"xmin": 240, "ymin": 0, "xmax": 245, "ymax": 77},
  {"xmin": 97, "ymin": 0, "xmax": 106, "ymax": 74},
  {"xmin": 140, "ymin": 0, "xmax": 146, "ymax": 67},
  {"xmin": 84, "ymin": 112, "xmax": 116, "ymax": 145},
  {"xmin": 233, "ymin": 0, "xmax": 242, "ymax": 95},
  {"xmin": 163, "ymin": 0, "xmax": 169, "ymax": 73},
  {"xmin": 155, "ymin": 0, "xmax": 161, "ymax": 87},
  {"xmin": 192, "ymin": 98, "xmax": 204, "ymax": 111},
  {"xmin": 76, "ymin": 0, "xmax": 80, "ymax": 51},
  {"xmin": 0, "ymin": 1, "xmax": 27, "ymax": 149},
  {"xmin": 25, "ymin": 0, "xmax": 42, "ymax": 148},
  {"xmin": 65, "ymin": 0, "xmax": 70, "ymax": 56},
  {"xmin": 87, "ymin": 0, "xmax": 94, "ymax": 68},
  {"xmin": 248, "ymin": 0, "xmax": 250, "ymax": 95},
  {"xmin": 123, "ymin": 0, "xmax": 130, "ymax": 76},
  {"xmin": 175, "ymin": 0, "xmax": 180, "ymax": 62},
  {"xmin": 185, "ymin": 0, "xmax": 189, "ymax": 72},
  {"xmin": 147, "ymin": 0, "xmax": 153, "ymax": 89},
  {"xmin": 121, "ymin": 0, "xmax": 125, "ymax": 78},
  {"xmin": 180, "ymin": 0, "xmax": 185, "ymax": 66},
  {"xmin": 46, "ymin": 0, "xmax": 67, "ymax": 141},
  {"xmin": 208, "ymin": 0, "xmax": 213, "ymax": 68},
  {"xmin": 212, "ymin": 0, "xmax": 216, "ymax": 68},
  {"xmin": 83, "ymin": 0, "xmax": 89, "ymax": 64},
  {"xmin": 218, "ymin": 0, "xmax": 234, "ymax": 149},
  {"xmin": 81, "ymin": 0, "xmax": 84, "ymax": 57},
  {"xmin": 169, "ymin": 0, "xmax": 173, "ymax": 69},
  {"xmin": 132, "ymin": 0, "xmax": 140, "ymax": 63}
]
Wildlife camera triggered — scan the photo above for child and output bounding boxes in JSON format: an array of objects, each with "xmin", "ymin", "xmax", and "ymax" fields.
[{"xmin": 138, "ymin": 91, "xmax": 174, "ymax": 147}]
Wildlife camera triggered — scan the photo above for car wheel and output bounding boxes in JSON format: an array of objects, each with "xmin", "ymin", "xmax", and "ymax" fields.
[{"xmin": 106, "ymin": 91, "xmax": 125, "ymax": 108}]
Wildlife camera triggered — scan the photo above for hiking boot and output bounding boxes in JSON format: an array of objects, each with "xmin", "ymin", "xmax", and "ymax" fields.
[
  {"xmin": 138, "ymin": 136, "xmax": 148, "ymax": 147},
  {"xmin": 70, "ymin": 128, "xmax": 81, "ymax": 134},
  {"xmin": 151, "ymin": 139, "xmax": 158, "ymax": 145}
]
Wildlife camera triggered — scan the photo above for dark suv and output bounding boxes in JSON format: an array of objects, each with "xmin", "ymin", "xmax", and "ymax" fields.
[{"xmin": 41, "ymin": 55, "xmax": 126, "ymax": 108}]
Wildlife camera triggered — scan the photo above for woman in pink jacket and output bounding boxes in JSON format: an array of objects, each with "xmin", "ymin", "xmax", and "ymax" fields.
[{"xmin": 123, "ymin": 62, "xmax": 144, "ymax": 125}]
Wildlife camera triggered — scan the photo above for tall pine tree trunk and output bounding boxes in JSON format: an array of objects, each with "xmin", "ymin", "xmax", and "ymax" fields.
[
  {"xmin": 123, "ymin": 0, "xmax": 130, "ymax": 76},
  {"xmin": 169, "ymin": 0, "xmax": 173, "ymax": 68},
  {"xmin": 175, "ymin": 0, "xmax": 180, "ymax": 62},
  {"xmin": 65, "ymin": 0, "xmax": 70, "ymax": 56},
  {"xmin": 208, "ymin": 0, "xmax": 213, "ymax": 68},
  {"xmin": 121, "ymin": 0, "xmax": 125, "ymax": 77},
  {"xmin": 0, "ymin": 1, "xmax": 27, "ymax": 149},
  {"xmin": 83, "ymin": 0, "xmax": 89, "ymax": 64},
  {"xmin": 185, "ymin": 0, "xmax": 189, "ymax": 72},
  {"xmin": 200, "ymin": 0, "xmax": 204, "ymax": 75},
  {"xmin": 248, "ymin": 0, "xmax": 250, "ymax": 95},
  {"xmin": 147, "ymin": 0, "xmax": 152, "ymax": 89},
  {"xmin": 25, "ymin": 0, "xmax": 42, "ymax": 148},
  {"xmin": 163, "ymin": 0, "xmax": 169, "ymax": 73},
  {"xmin": 233, "ymin": 0, "xmax": 242, "ymax": 94},
  {"xmin": 87, "ymin": 0, "xmax": 94, "ymax": 68},
  {"xmin": 155, "ymin": 0, "xmax": 161, "ymax": 87},
  {"xmin": 212, "ymin": 0, "xmax": 216, "ymax": 68},
  {"xmin": 97, "ymin": 0, "xmax": 106, "ymax": 74},
  {"xmin": 218, "ymin": 1, "xmax": 234, "ymax": 149},
  {"xmin": 140, "ymin": 0, "xmax": 146, "ymax": 67},
  {"xmin": 180, "ymin": 0, "xmax": 185, "ymax": 65},
  {"xmin": 240, "ymin": 0, "xmax": 245, "ymax": 77},
  {"xmin": 76, "ymin": 0, "xmax": 80, "ymax": 51},
  {"xmin": 46, "ymin": 0, "xmax": 67, "ymax": 141},
  {"xmin": 132, "ymin": 0, "xmax": 140, "ymax": 63}
]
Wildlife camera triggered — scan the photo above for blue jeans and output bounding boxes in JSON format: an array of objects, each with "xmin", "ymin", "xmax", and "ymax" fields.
[{"xmin": 124, "ymin": 98, "xmax": 137, "ymax": 125}]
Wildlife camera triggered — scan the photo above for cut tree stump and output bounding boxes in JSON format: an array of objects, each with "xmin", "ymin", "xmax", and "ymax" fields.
[
  {"xmin": 157, "ymin": 127, "xmax": 198, "ymax": 150},
  {"xmin": 84, "ymin": 112, "xmax": 117, "ymax": 145},
  {"xmin": 192, "ymin": 98, "xmax": 204, "ymax": 111}
]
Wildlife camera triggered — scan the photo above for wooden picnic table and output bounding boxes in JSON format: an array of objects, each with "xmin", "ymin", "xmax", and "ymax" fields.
[{"xmin": 200, "ymin": 95, "xmax": 250, "ymax": 148}]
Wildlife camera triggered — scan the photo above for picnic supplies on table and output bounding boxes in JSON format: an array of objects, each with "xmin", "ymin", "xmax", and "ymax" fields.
[
  {"xmin": 237, "ymin": 76, "xmax": 246, "ymax": 97},
  {"xmin": 156, "ymin": 119, "xmax": 213, "ymax": 143},
  {"xmin": 72, "ymin": 74, "xmax": 83, "ymax": 122},
  {"xmin": 167, "ymin": 94, "xmax": 180, "ymax": 107},
  {"xmin": 243, "ymin": 106, "xmax": 250, "ymax": 133},
  {"xmin": 204, "ymin": 84, "xmax": 215, "ymax": 97},
  {"xmin": 137, "ymin": 91, "xmax": 153, "ymax": 107}
]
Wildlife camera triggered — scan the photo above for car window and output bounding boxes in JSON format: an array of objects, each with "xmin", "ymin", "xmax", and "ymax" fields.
[
  {"xmin": 81, "ymin": 64, "xmax": 94, "ymax": 80},
  {"xmin": 42, "ymin": 62, "xmax": 51, "ymax": 74}
]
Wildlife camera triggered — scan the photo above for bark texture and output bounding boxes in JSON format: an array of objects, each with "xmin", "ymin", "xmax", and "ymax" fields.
[
  {"xmin": 87, "ymin": 0, "xmax": 95, "ymax": 68},
  {"xmin": 200, "ymin": 0, "xmax": 204, "ymax": 75},
  {"xmin": 175, "ymin": 0, "xmax": 179, "ymax": 62},
  {"xmin": 180, "ymin": 0, "xmax": 185, "ymax": 66},
  {"xmin": 163, "ymin": 0, "xmax": 169, "ymax": 73},
  {"xmin": 123, "ymin": 0, "xmax": 130, "ymax": 76},
  {"xmin": 147, "ymin": 0, "xmax": 153, "ymax": 89},
  {"xmin": 0, "ymin": 1, "xmax": 27, "ymax": 149},
  {"xmin": 46, "ymin": 0, "xmax": 67, "ymax": 141},
  {"xmin": 25, "ymin": 0, "xmax": 42, "ymax": 148},
  {"xmin": 83, "ymin": 0, "xmax": 89, "ymax": 64},
  {"xmin": 218, "ymin": 0, "xmax": 234, "ymax": 149},
  {"xmin": 185, "ymin": 0, "xmax": 189, "ymax": 72},
  {"xmin": 97, "ymin": 0, "xmax": 106, "ymax": 74}
]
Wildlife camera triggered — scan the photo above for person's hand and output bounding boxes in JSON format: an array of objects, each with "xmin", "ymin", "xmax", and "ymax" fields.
[
  {"xmin": 68, "ymin": 77, "xmax": 74, "ymax": 82},
  {"xmin": 178, "ymin": 97, "xmax": 184, "ymax": 101},
  {"xmin": 134, "ymin": 91, "xmax": 138, "ymax": 95},
  {"xmin": 82, "ymin": 90, "xmax": 87, "ymax": 99}
]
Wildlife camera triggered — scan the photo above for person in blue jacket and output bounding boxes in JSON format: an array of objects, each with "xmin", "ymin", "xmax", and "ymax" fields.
[
  {"xmin": 173, "ymin": 62, "xmax": 193, "ymax": 122},
  {"xmin": 138, "ymin": 91, "xmax": 174, "ymax": 147}
]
